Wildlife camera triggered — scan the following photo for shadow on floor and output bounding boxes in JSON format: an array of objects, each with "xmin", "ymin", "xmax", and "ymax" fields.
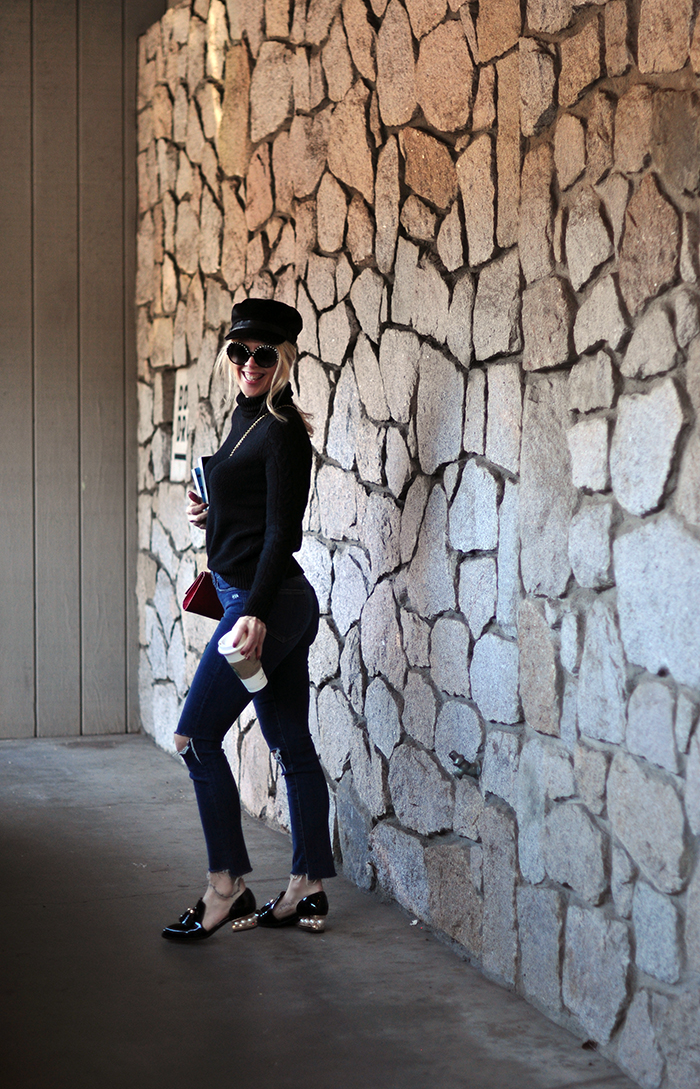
[{"xmin": 0, "ymin": 734, "xmax": 635, "ymax": 1089}]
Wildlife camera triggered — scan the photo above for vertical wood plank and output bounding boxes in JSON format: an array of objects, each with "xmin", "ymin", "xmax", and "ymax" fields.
[
  {"xmin": 33, "ymin": 0, "xmax": 82, "ymax": 736},
  {"xmin": 0, "ymin": 1, "xmax": 36, "ymax": 738},
  {"xmin": 79, "ymin": 0, "xmax": 128, "ymax": 733}
]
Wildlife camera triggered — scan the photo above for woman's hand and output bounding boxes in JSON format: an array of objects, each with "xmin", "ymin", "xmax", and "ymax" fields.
[
  {"xmin": 187, "ymin": 489, "xmax": 208, "ymax": 528},
  {"xmin": 231, "ymin": 615, "xmax": 267, "ymax": 660}
]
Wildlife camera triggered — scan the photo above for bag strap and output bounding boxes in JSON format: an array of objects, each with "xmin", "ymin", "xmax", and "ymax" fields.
[{"xmin": 228, "ymin": 411, "xmax": 268, "ymax": 458}]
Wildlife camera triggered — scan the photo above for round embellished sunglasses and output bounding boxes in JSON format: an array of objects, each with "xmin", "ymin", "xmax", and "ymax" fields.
[{"xmin": 226, "ymin": 342, "xmax": 280, "ymax": 368}]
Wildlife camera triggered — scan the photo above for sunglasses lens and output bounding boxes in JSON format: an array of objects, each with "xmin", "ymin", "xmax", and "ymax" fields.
[
  {"xmin": 227, "ymin": 342, "xmax": 250, "ymax": 365},
  {"xmin": 254, "ymin": 346, "xmax": 279, "ymax": 368}
]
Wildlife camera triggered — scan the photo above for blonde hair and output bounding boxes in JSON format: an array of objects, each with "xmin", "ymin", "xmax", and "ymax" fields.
[{"xmin": 214, "ymin": 338, "xmax": 314, "ymax": 436}]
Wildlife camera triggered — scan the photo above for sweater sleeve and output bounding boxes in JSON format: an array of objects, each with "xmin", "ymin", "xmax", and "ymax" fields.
[{"xmin": 243, "ymin": 412, "xmax": 311, "ymax": 622}]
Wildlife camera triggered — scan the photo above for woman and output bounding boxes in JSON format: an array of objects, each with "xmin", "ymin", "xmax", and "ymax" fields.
[{"xmin": 162, "ymin": 298, "xmax": 335, "ymax": 942}]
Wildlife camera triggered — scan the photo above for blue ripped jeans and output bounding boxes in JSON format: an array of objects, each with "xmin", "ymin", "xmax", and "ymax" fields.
[{"xmin": 175, "ymin": 573, "xmax": 335, "ymax": 881}]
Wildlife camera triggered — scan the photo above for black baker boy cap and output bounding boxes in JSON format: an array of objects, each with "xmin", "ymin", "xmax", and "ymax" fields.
[{"xmin": 225, "ymin": 298, "xmax": 304, "ymax": 346}]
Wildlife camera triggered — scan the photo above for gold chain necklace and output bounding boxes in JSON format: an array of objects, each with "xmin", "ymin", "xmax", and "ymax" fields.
[{"xmin": 228, "ymin": 411, "xmax": 268, "ymax": 458}]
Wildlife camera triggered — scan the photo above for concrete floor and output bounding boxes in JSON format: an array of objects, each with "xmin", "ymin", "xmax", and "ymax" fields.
[{"xmin": 0, "ymin": 735, "xmax": 636, "ymax": 1089}]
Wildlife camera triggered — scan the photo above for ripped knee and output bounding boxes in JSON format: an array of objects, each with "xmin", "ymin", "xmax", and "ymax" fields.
[{"xmin": 174, "ymin": 733, "xmax": 190, "ymax": 754}]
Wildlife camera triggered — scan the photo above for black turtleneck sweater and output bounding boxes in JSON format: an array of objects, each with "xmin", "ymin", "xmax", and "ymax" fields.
[{"xmin": 204, "ymin": 385, "xmax": 312, "ymax": 622}]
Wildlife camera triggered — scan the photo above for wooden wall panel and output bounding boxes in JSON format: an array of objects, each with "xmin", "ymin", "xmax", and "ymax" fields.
[
  {"xmin": 0, "ymin": 0, "xmax": 35, "ymax": 738},
  {"xmin": 0, "ymin": 0, "xmax": 166, "ymax": 739},
  {"xmin": 79, "ymin": 0, "xmax": 128, "ymax": 733},
  {"xmin": 33, "ymin": 0, "xmax": 82, "ymax": 736}
]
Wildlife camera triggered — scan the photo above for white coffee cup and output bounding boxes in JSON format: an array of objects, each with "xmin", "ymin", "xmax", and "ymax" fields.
[{"xmin": 218, "ymin": 630, "xmax": 268, "ymax": 692}]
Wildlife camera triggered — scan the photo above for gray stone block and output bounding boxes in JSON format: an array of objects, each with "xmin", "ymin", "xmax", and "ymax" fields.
[
  {"xmin": 449, "ymin": 461, "xmax": 499, "ymax": 553},
  {"xmin": 309, "ymin": 617, "xmax": 340, "ymax": 686},
  {"xmin": 686, "ymin": 733, "xmax": 700, "ymax": 835},
  {"xmin": 249, "ymin": 41, "xmax": 294, "ymax": 143},
  {"xmin": 481, "ymin": 727, "xmax": 521, "ymax": 807},
  {"xmin": 400, "ymin": 611, "xmax": 430, "ymax": 670},
  {"xmin": 453, "ymin": 775, "xmax": 485, "ymax": 840},
  {"xmin": 675, "ymin": 691, "xmax": 698, "ymax": 755},
  {"xmin": 577, "ymin": 599, "xmax": 627, "ymax": 744},
  {"xmin": 559, "ymin": 18, "xmax": 600, "ymax": 107},
  {"xmin": 318, "ymin": 301, "xmax": 353, "ymax": 369},
  {"xmin": 425, "ymin": 841, "xmax": 483, "ymax": 958},
  {"xmin": 520, "ymin": 374, "xmax": 577, "ymax": 597},
  {"xmin": 463, "ymin": 367, "xmax": 485, "ymax": 455},
  {"xmin": 401, "ymin": 670, "xmax": 436, "ymax": 750},
  {"xmin": 335, "ymin": 774, "xmax": 372, "ymax": 888},
  {"xmin": 611, "ymin": 845, "xmax": 636, "ymax": 919},
  {"xmin": 615, "ymin": 514, "xmax": 700, "ymax": 689},
  {"xmin": 317, "ymin": 684, "xmax": 354, "ymax": 781},
  {"xmin": 573, "ymin": 274, "xmax": 627, "ymax": 355},
  {"xmin": 568, "ymin": 351, "xmax": 615, "ymax": 413},
  {"xmin": 627, "ymin": 679, "xmax": 679, "ymax": 773},
  {"xmin": 568, "ymin": 501, "xmax": 613, "ymax": 589},
  {"xmin": 659, "ymin": 989, "xmax": 700, "ymax": 1089},
  {"xmin": 435, "ymin": 700, "xmax": 483, "ymax": 775},
  {"xmin": 445, "ymin": 271, "xmax": 474, "ymax": 366},
  {"xmin": 388, "ymin": 743, "xmax": 454, "ymax": 835},
  {"xmin": 560, "ymin": 607, "xmax": 581, "ymax": 674},
  {"xmin": 472, "ymin": 249, "xmax": 522, "ymax": 361},
  {"xmin": 496, "ymin": 481, "xmax": 521, "ymax": 638},
  {"xmin": 562, "ymin": 905, "xmax": 630, "ymax": 1044},
  {"xmin": 616, "ymin": 991, "xmax": 664, "ymax": 1089},
  {"xmin": 519, "ymin": 141, "xmax": 554, "ymax": 283},
  {"xmin": 515, "ymin": 735, "xmax": 575, "ymax": 884},
  {"xmin": 399, "ymin": 474, "xmax": 430, "ymax": 565},
  {"xmin": 554, "ymin": 112, "xmax": 585, "ymax": 190},
  {"xmin": 363, "ymin": 675, "xmax": 402, "ymax": 762},
  {"xmin": 607, "ymin": 751, "xmax": 687, "ymax": 894},
  {"xmin": 685, "ymin": 862, "xmax": 700, "ymax": 972},
  {"xmin": 479, "ymin": 805, "xmax": 518, "ymax": 985},
  {"xmin": 619, "ymin": 173, "xmax": 680, "ymax": 318},
  {"xmin": 360, "ymin": 580, "xmax": 408, "ymax": 690},
  {"xmin": 622, "ymin": 305, "xmax": 679, "ymax": 379},
  {"xmin": 437, "ymin": 202, "xmax": 464, "ymax": 275},
  {"xmin": 369, "ymin": 820, "xmax": 429, "ymax": 919},
  {"xmin": 517, "ymin": 886, "xmax": 564, "ymax": 1012},
  {"xmin": 519, "ymin": 38, "xmax": 556, "ymax": 137},
  {"xmin": 339, "ymin": 623, "xmax": 365, "ymax": 714},
  {"xmin": 566, "ymin": 185, "xmax": 613, "ymax": 291},
  {"xmin": 518, "ymin": 599, "xmax": 560, "ymax": 736},
  {"xmin": 610, "ymin": 379, "xmax": 684, "ymax": 517},
  {"xmin": 544, "ymin": 802, "xmax": 607, "ymax": 904},
  {"xmin": 416, "ymin": 20, "xmax": 474, "ymax": 131},
  {"xmin": 456, "ymin": 134, "xmax": 495, "ymax": 268},
  {"xmin": 416, "ymin": 343, "xmax": 464, "ymax": 475},
  {"xmin": 633, "ymin": 881, "xmax": 681, "ymax": 984},
  {"xmin": 362, "ymin": 491, "xmax": 401, "ymax": 586},
  {"xmin": 573, "ymin": 741, "xmax": 609, "ymax": 817},
  {"xmin": 471, "ymin": 635, "xmax": 521, "ymax": 726},
  {"xmin": 378, "ymin": 327, "xmax": 420, "ymax": 423},
  {"xmin": 330, "ymin": 549, "xmax": 367, "ymax": 636},
  {"xmin": 458, "ymin": 556, "xmax": 497, "ymax": 641},
  {"xmin": 560, "ymin": 678, "xmax": 579, "ymax": 750},
  {"xmin": 566, "ymin": 417, "xmax": 609, "ymax": 492},
  {"xmin": 348, "ymin": 728, "xmax": 390, "ymax": 821},
  {"xmin": 326, "ymin": 361, "xmax": 361, "ymax": 470},
  {"xmin": 485, "ymin": 361, "xmax": 522, "ymax": 475},
  {"xmin": 406, "ymin": 485, "xmax": 455, "ymax": 618},
  {"xmin": 430, "ymin": 617, "xmax": 471, "ymax": 698}
]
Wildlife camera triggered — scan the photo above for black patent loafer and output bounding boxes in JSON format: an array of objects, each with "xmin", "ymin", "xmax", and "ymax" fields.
[
  {"xmin": 256, "ymin": 890, "xmax": 328, "ymax": 932},
  {"xmin": 161, "ymin": 887, "xmax": 257, "ymax": 941}
]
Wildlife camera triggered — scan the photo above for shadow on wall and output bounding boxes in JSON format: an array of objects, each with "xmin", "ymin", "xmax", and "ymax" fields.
[{"xmin": 135, "ymin": 2, "xmax": 700, "ymax": 1087}]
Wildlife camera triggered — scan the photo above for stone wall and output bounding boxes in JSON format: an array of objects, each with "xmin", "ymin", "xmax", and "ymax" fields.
[{"xmin": 135, "ymin": 2, "xmax": 700, "ymax": 1084}]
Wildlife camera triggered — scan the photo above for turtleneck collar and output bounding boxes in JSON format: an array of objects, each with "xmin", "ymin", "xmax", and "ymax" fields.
[{"xmin": 236, "ymin": 383, "xmax": 294, "ymax": 419}]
